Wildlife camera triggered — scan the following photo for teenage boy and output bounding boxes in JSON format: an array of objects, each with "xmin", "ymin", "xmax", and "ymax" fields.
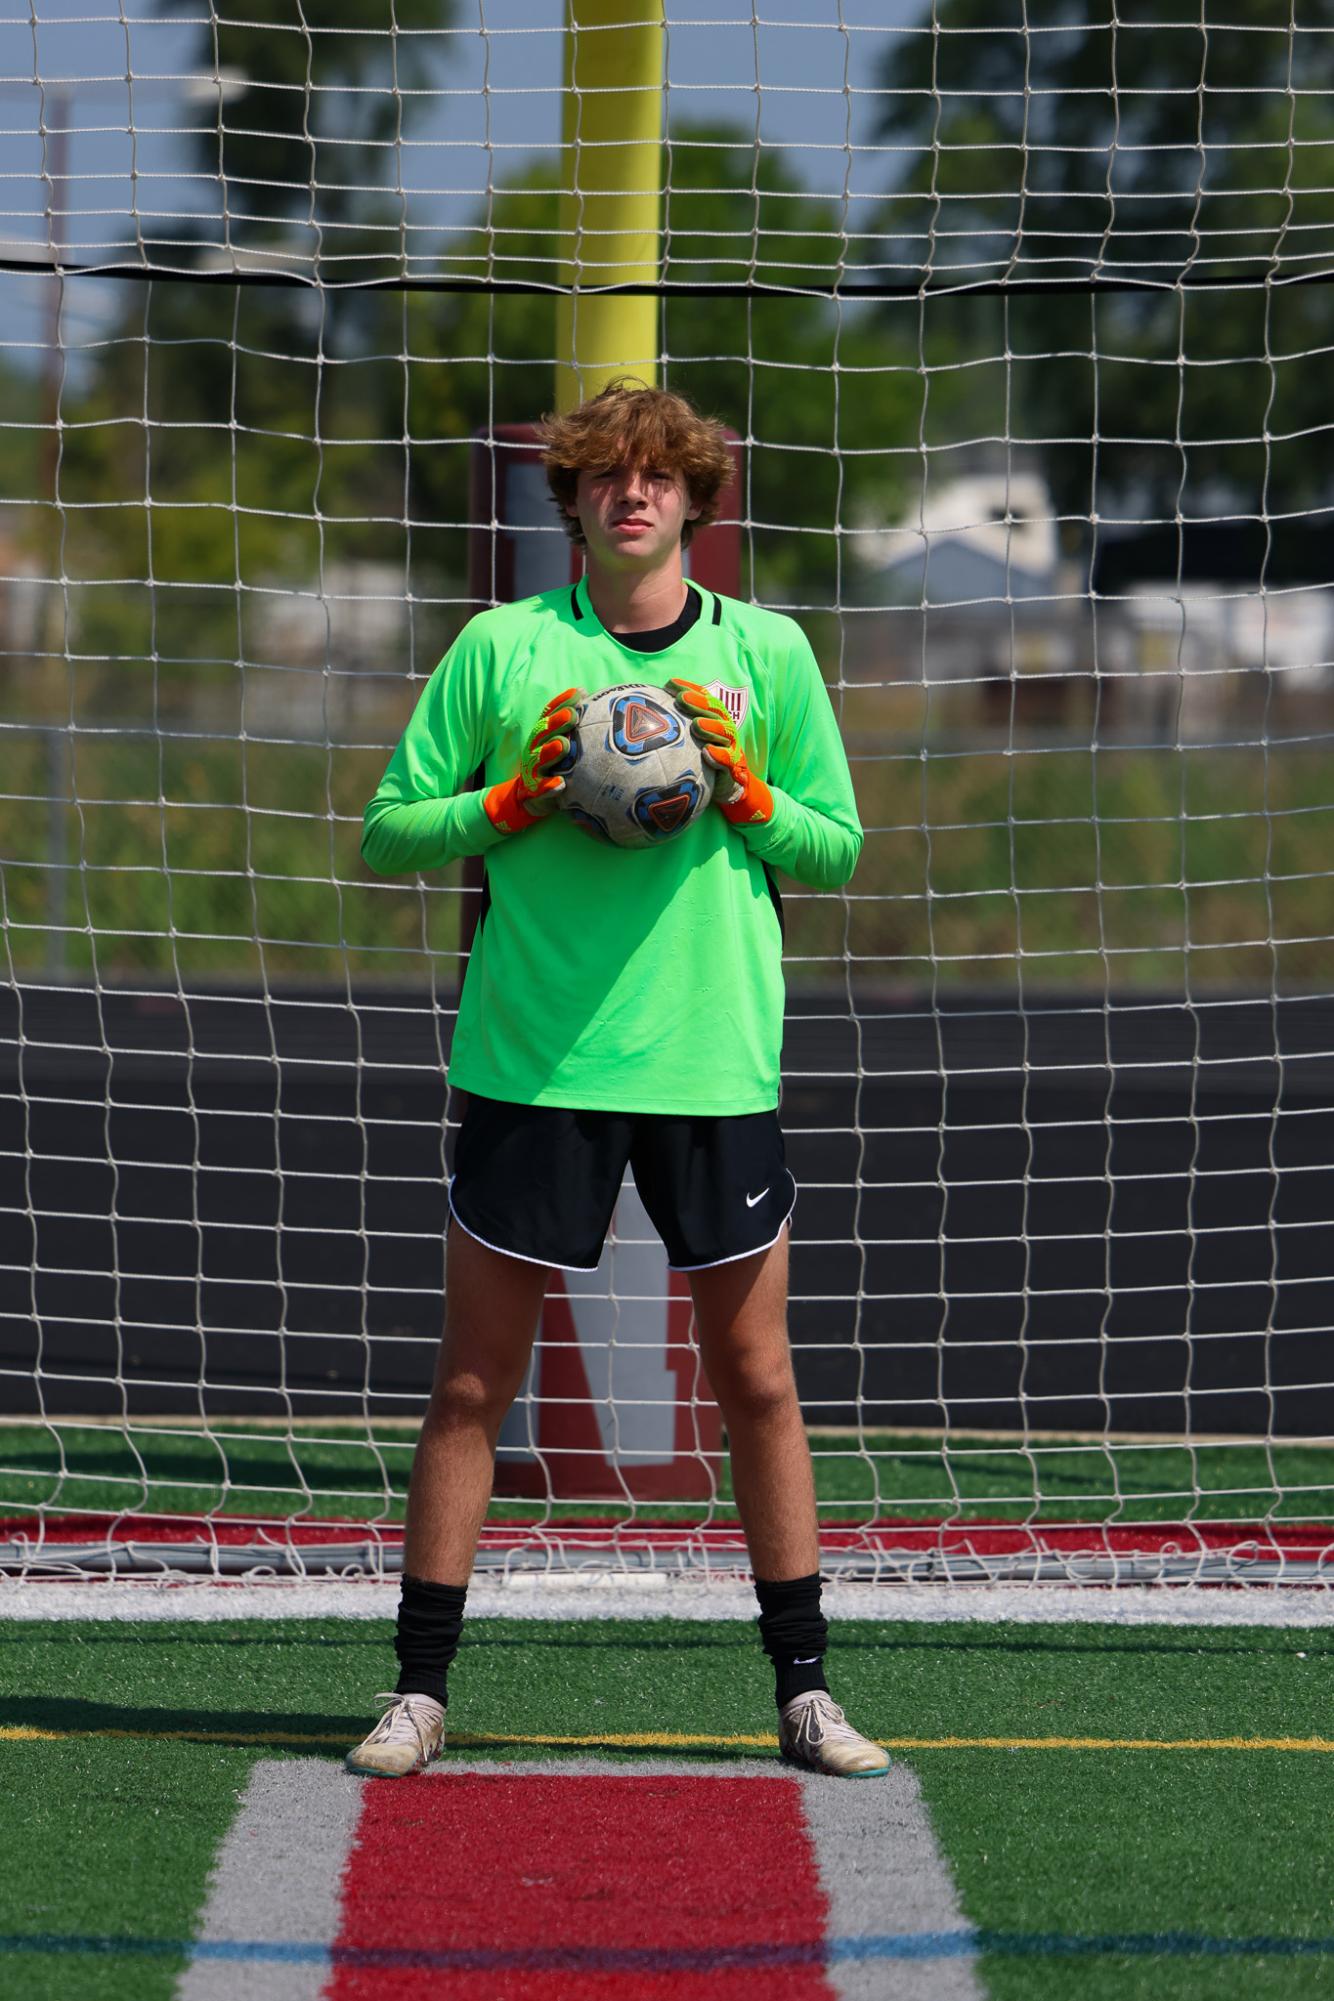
[{"xmin": 350, "ymin": 380, "xmax": 885, "ymax": 1779}]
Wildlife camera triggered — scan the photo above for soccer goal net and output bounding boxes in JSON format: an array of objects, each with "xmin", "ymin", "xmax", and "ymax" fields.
[{"xmin": 2, "ymin": 1, "xmax": 1332, "ymax": 1586}]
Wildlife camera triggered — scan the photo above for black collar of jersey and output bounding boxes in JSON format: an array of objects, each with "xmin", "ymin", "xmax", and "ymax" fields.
[{"xmin": 570, "ymin": 576, "xmax": 722, "ymax": 650}]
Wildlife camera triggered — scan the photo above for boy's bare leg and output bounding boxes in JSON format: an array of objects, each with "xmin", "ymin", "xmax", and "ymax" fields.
[
  {"xmin": 687, "ymin": 1230, "xmax": 819, "ymax": 1580},
  {"xmin": 688, "ymin": 1228, "xmax": 888, "ymax": 1775},
  {"xmin": 407, "ymin": 1224, "xmax": 812, "ymax": 1587},
  {"xmin": 346, "ymin": 1226, "xmax": 542, "ymax": 1775},
  {"xmin": 403, "ymin": 1224, "xmax": 549, "ymax": 1585}
]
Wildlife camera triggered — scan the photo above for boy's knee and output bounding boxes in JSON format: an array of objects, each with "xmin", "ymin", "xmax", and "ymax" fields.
[
  {"xmin": 427, "ymin": 1368, "xmax": 519, "ymax": 1431},
  {"xmin": 709, "ymin": 1354, "xmax": 797, "ymax": 1428}
]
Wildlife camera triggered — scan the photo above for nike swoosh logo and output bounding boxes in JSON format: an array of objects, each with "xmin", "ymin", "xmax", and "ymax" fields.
[{"xmin": 746, "ymin": 1188, "xmax": 769, "ymax": 1208}]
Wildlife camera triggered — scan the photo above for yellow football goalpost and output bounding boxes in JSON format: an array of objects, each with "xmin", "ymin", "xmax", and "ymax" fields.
[
  {"xmin": 556, "ymin": 0, "xmax": 664, "ymax": 410},
  {"xmin": 493, "ymin": 2, "xmax": 728, "ymax": 1507}
]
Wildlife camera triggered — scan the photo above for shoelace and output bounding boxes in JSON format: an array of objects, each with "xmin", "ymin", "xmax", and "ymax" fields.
[
  {"xmin": 788, "ymin": 1693, "xmax": 854, "ymax": 1748},
  {"xmin": 366, "ymin": 1692, "xmax": 441, "ymax": 1757}
]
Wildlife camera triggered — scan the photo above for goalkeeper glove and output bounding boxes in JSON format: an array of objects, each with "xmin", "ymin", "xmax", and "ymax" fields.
[
  {"xmin": 665, "ymin": 678, "xmax": 774, "ymax": 828},
  {"xmin": 484, "ymin": 687, "xmax": 586, "ymax": 834}
]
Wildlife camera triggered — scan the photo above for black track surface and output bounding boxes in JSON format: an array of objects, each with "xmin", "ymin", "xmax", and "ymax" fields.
[{"xmin": 2, "ymin": 983, "xmax": 1331, "ymax": 1434}]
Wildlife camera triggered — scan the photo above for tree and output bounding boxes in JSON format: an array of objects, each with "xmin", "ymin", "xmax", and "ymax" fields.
[
  {"xmin": 870, "ymin": 1, "xmax": 1334, "ymax": 529},
  {"xmin": 154, "ymin": 0, "xmax": 453, "ymax": 265},
  {"xmin": 400, "ymin": 125, "xmax": 927, "ymax": 615},
  {"xmin": 53, "ymin": 115, "xmax": 933, "ymax": 711},
  {"xmin": 37, "ymin": 3, "xmax": 457, "ymax": 710}
]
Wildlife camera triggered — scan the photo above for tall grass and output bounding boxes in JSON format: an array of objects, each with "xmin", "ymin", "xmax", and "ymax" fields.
[{"xmin": 5, "ymin": 715, "xmax": 1333, "ymax": 992}]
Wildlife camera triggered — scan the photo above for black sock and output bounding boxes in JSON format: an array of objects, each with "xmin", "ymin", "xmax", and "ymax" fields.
[
  {"xmin": 754, "ymin": 1571, "xmax": 829, "ymax": 1708},
  {"xmin": 393, "ymin": 1573, "xmax": 468, "ymax": 1706}
]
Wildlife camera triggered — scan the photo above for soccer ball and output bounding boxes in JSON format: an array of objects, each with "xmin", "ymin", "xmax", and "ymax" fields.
[{"xmin": 555, "ymin": 683, "xmax": 712, "ymax": 849}]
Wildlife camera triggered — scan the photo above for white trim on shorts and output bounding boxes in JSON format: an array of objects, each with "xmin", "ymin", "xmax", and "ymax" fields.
[
  {"xmin": 666, "ymin": 1186, "xmax": 798, "ymax": 1273},
  {"xmin": 447, "ymin": 1185, "xmax": 603, "ymax": 1274}
]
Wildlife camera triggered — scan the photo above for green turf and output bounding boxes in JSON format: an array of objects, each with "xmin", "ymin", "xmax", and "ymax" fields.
[
  {"xmin": 922, "ymin": 1752, "xmax": 1334, "ymax": 1999},
  {"xmin": 3, "ymin": 1423, "xmax": 1330, "ymax": 1529},
  {"xmin": 1, "ymin": 1616, "xmax": 1331, "ymax": 1998},
  {"xmin": 2, "ymin": 1739, "xmax": 253, "ymax": 2001}
]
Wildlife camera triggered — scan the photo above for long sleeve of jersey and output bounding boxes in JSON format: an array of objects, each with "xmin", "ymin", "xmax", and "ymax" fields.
[
  {"xmin": 738, "ymin": 628, "xmax": 863, "ymax": 891},
  {"xmin": 361, "ymin": 623, "xmax": 509, "ymax": 876}
]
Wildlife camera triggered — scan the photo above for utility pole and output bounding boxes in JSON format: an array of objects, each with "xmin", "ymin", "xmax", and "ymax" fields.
[{"xmin": 39, "ymin": 89, "xmax": 69, "ymax": 979}]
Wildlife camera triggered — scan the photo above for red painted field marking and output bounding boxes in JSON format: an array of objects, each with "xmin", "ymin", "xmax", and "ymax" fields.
[{"xmin": 329, "ymin": 1773, "xmax": 834, "ymax": 2000}]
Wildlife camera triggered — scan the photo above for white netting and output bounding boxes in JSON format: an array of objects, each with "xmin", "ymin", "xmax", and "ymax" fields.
[{"xmin": 2, "ymin": 1, "xmax": 1333, "ymax": 1584}]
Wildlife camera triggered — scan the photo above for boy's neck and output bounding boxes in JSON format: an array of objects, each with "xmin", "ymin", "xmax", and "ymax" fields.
[{"xmin": 585, "ymin": 555, "xmax": 689, "ymax": 635}]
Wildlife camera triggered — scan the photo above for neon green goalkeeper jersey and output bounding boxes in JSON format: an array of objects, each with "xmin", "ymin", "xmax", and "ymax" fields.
[{"xmin": 361, "ymin": 578, "xmax": 862, "ymax": 1114}]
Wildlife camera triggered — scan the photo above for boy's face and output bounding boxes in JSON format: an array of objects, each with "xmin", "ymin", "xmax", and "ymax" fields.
[{"xmin": 567, "ymin": 457, "xmax": 701, "ymax": 573}]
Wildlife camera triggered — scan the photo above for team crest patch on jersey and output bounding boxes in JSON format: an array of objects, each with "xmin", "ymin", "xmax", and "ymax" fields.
[{"xmin": 708, "ymin": 681, "xmax": 750, "ymax": 727}]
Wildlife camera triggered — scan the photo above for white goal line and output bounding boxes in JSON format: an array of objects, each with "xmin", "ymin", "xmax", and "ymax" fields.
[{"xmin": 1, "ymin": 1575, "xmax": 1331, "ymax": 1626}]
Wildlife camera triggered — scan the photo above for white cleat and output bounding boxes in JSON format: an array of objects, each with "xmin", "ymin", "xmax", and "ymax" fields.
[
  {"xmin": 778, "ymin": 1691, "xmax": 891, "ymax": 1778},
  {"xmin": 345, "ymin": 1692, "xmax": 445, "ymax": 1778}
]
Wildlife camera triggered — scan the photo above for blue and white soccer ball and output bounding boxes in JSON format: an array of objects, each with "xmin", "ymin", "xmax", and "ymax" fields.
[{"xmin": 555, "ymin": 683, "xmax": 712, "ymax": 849}]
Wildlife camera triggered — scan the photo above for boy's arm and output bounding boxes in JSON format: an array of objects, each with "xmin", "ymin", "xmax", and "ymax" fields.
[{"xmin": 361, "ymin": 625, "xmax": 508, "ymax": 876}]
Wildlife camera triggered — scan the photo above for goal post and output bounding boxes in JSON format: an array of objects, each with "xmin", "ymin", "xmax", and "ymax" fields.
[
  {"xmin": 2, "ymin": 4, "xmax": 1333, "ymax": 1587},
  {"xmin": 555, "ymin": 0, "xmax": 665, "ymax": 411}
]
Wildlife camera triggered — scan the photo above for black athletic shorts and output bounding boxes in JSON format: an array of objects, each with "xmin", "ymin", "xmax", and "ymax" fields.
[{"xmin": 448, "ymin": 1094, "xmax": 797, "ymax": 1272}]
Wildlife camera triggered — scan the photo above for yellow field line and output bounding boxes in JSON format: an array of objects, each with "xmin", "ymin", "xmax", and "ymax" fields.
[{"xmin": 3, "ymin": 1725, "xmax": 1332, "ymax": 1753}]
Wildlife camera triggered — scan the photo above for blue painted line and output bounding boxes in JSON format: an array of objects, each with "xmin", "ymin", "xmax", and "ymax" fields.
[
  {"xmin": 986, "ymin": 1933, "xmax": 1334, "ymax": 1961},
  {"xmin": 3, "ymin": 1930, "xmax": 1334, "ymax": 1968},
  {"xmin": 839, "ymin": 1931, "xmax": 1334, "ymax": 1963}
]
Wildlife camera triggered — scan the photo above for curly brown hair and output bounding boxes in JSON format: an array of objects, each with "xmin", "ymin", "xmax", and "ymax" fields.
[{"xmin": 538, "ymin": 378, "xmax": 734, "ymax": 549}]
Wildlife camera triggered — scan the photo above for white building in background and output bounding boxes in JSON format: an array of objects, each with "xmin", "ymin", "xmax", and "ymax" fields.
[
  {"xmin": 850, "ymin": 473, "xmax": 1334, "ymax": 721},
  {"xmin": 244, "ymin": 561, "xmax": 416, "ymax": 730},
  {"xmin": 854, "ymin": 471, "xmax": 1062, "ymax": 610},
  {"xmin": 1122, "ymin": 582, "xmax": 1332, "ymax": 687},
  {"xmin": 850, "ymin": 472, "xmax": 1090, "ymax": 685},
  {"xmin": 0, "ymin": 512, "xmax": 45, "ymax": 660},
  {"xmin": 255, "ymin": 562, "xmax": 411, "ymax": 668}
]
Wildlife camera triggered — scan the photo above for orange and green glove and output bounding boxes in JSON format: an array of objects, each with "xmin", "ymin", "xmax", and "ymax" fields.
[
  {"xmin": 665, "ymin": 678, "xmax": 773, "ymax": 827},
  {"xmin": 484, "ymin": 687, "xmax": 586, "ymax": 834}
]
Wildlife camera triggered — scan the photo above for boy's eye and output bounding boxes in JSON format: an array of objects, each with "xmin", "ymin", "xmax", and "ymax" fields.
[{"xmin": 587, "ymin": 464, "xmax": 673, "ymax": 490}]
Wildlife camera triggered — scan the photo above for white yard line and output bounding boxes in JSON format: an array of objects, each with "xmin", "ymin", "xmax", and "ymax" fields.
[
  {"xmin": 2, "ymin": 1576, "xmax": 1331, "ymax": 1623},
  {"xmin": 799, "ymin": 1764, "xmax": 984, "ymax": 2001},
  {"xmin": 174, "ymin": 1759, "xmax": 361, "ymax": 2001}
]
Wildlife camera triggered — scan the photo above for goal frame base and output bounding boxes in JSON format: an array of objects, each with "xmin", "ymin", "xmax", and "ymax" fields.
[{"xmin": 3, "ymin": 1513, "xmax": 1330, "ymax": 1588}]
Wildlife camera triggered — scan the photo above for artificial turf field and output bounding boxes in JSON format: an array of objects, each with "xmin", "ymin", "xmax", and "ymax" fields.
[
  {"xmin": 2, "ymin": 1610, "xmax": 1331, "ymax": 1999},
  {"xmin": 4, "ymin": 1425, "xmax": 1331, "ymax": 1527}
]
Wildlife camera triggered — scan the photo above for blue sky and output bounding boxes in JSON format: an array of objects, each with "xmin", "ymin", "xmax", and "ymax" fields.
[{"xmin": 2, "ymin": 0, "xmax": 922, "ymax": 372}]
